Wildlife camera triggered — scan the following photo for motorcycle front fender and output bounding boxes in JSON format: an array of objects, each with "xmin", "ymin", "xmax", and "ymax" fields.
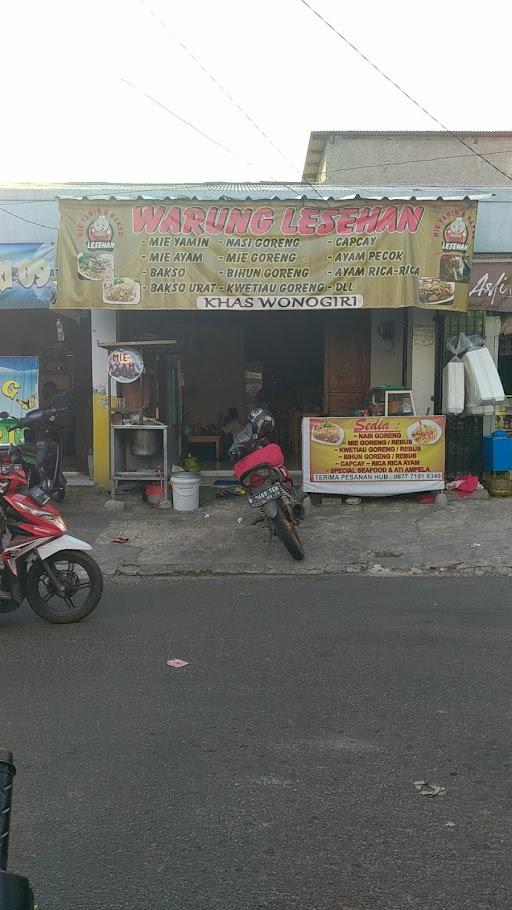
[
  {"xmin": 36, "ymin": 534, "xmax": 93, "ymax": 561},
  {"xmin": 262, "ymin": 500, "xmax": 278, "ymax": 519}
]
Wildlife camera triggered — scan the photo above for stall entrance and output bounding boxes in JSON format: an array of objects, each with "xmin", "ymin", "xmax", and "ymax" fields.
[
  {"xmin": 0, "ymin": 310, "xmax": 92, "ymax": 476},
  {"xmin": 119, "ymin": 310, "xmax": 330, "ymax": 466}
]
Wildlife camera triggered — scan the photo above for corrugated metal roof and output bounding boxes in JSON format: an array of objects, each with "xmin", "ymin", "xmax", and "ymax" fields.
[{"xmin": 0, "ymin": 182, "xmax": 503, "ymax": 203}]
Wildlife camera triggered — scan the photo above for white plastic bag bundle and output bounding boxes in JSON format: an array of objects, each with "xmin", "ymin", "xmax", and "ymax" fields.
[
  {"xmin": 462, "ymin": 346, "xmax": 504, "ymax": 406},
  {"xmin": 442, "ymin": 360, "xmax": 464, "ymax": 415}
]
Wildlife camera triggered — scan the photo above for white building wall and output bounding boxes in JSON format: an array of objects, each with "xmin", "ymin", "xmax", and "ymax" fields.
[
  {"xmin": 370, "ymin": 309, "xmax": 404, "ymax": 388},
  {"xmin": 410, "ymin": 310, "xmax": 436, "ymax": 416}
]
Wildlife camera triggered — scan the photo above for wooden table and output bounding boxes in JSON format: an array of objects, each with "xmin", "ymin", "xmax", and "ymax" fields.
[{"xmin": 189, "ymin": 435, "xmax": 222, "ymax": 460}]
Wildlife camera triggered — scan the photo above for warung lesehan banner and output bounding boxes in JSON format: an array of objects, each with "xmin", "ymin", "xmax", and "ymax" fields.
[{"xmin": 56, "ymin": 200, "xmax": 477, "ymax": 311}]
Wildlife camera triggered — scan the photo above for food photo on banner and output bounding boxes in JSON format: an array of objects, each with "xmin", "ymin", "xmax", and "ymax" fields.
[
  {"xmin": 0, "ymin": 243, "xmax": 57, "ymax": 308},
  {"xmin": 302, "ymin": 415, "xmax": 446, "ymax": 496},
  {"xmin": 55, "ymin": 200, "xmax": 477, "ymax": 311}
]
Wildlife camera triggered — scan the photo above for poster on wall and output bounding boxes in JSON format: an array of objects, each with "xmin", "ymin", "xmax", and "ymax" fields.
[
  {"xmin": 56, "ymin": 200, "xmax": 477, "ymax": 312},
  {"xmin": 302, "ymin": 416, "xmax": 446, "ymax": 496},
  {"xmin": 0, "ymin": 243, "xmax": 57, "ymax": 309},
  {"xmin": 0, "ymin": 357, "xmax": 39, "ymax": 421}
]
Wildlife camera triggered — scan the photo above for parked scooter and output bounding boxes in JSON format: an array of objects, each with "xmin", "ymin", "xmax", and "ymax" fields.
[
  {"xmin": 0, "ymin": 408, "xmax": 67, "ymax": 502},
  {"xmin": 0, "ymin": 448, "xmax": 102, "ymax": 623},
  {"xmin": 230, "ymin": 409, "xmax": 306, "ymax": 561}
]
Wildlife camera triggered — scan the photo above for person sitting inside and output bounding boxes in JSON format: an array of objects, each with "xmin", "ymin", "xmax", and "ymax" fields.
[{"xmin": 222, "ymin": 406, "xmax": 243, "ymax": 455}]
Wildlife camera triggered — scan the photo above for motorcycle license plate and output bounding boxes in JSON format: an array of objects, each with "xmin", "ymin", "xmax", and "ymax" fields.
[{"xmin": 248, "ymin": 483, "xmax": 282, "ymax": 507}]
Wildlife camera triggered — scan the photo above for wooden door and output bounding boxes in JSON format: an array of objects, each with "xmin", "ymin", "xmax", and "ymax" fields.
[{"xmin": 324, "ymin": 311, "xmax": 371, "ymax": 415}]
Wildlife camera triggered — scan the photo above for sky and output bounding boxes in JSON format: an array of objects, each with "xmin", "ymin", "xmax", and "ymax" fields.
[{"xmin": 1, "ymin": 0, "xmax": 511, "ymax": 185}]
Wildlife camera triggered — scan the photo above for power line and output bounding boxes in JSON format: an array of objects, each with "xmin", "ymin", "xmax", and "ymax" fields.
[
  {"xmin": 134, "ymin": 0, "xmax": 326, "ymax": 201},
  {"xmin": 0, "ymin": 206, "xmax": 57, "ymax": 230},
  {"xmin": 121, "ymin": 77, "xmax": 259, "ymax": 171},
  {"xmin": 297, "ymin": 0, "xmax": 512, "ymax": 184},
  {"xmin": 313, "ymin": 149, "xmax": 512, "ymax": 179},
  {"xmin": 137, "ymin": 0, "xmax": 298, "ymax": 173}
]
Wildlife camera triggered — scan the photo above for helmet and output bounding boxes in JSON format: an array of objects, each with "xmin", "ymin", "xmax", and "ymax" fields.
[{"xmin": 248, "ymin": 408, "xmax": 275, "ymax": 439}]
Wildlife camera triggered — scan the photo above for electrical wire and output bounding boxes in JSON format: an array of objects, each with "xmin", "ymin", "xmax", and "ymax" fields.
[
  {"xmin": 0, "ymin": 206, "xmax": 57, "ymax": 230},
  {"xmin": 134, "ymin": 0, "xmax": 326, "ymax": 201},
  {"xmin": 121, "ymin": 77, "xmax": 259, "ymax": 169},
  {"xmin": 310, "ymin": 149, "xmax": 512, "ymax": 179},
  {"xmin": 297, "ymin": 0, "xmax": 512, "ymax": 184}
]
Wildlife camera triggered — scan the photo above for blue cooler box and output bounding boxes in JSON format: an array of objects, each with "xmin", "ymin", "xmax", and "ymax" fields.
[{"xmin": 483, "ymin": 432, "xmax": 512, "ymax": 471}]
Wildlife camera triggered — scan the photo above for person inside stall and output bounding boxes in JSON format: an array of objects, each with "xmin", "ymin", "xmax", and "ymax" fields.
[
  {"xmin": 42, "ymin": 381, "xmax": 74, "ymax": 457},
  {"xmin": 222, "ymin": 406, "xmax": 243, "ymax": 454}
]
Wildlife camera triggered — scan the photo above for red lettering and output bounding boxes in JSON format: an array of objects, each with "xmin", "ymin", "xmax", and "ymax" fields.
[
  {"xmin": 159, "ymin": 207, "xmax": 182, "ymax": 234},
  {"xmin": 316, "ymin": 209, "xmax": 339, "ymax": 236},
  {"xmin": 249, "ymin": 207, "xmax": 274, "ymax": 236},
  {"xmin": 132, "ymin": 205, "xmax": 165, "ymax": 234},
  {"xmin": 397, "ymin": 204, "xmax": 424, "ymax": 233},
  {"xmin": 375, "ymin": 206, "xmax": 398, "ymax": 233},
  {"xmin": 354, "ymin": 207, "xmax": 381, "ymax": 234},
  {"xmin": 297, "ymin": 207, "xmax": 319, "ymax": 236},
  {"xmin": 280, "ymin": 207, "xmax": 299, "ymax": 235},
  {"xmin": 182, "ymin": 207, "xmax": 206, "ymax": 235},
  {"xmin": 204, "ymin": 206, "xmax": 229, "ymax": 234},
  {"xmin": 336, "ymin": 207, "xmax": 359, "ymax": 235},
  {"xmin": 225, "ymin": 208, "xmax": 252, "ymax": 235}
]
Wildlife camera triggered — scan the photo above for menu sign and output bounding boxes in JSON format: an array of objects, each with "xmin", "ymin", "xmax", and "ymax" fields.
[
  {"xmin": 468, "ymin": 260, "xmax": 512, "ymax": 311},
  {"xmin": 56, "ymin": 200, "xmax": 477, "ymax": 311},
  {"xmin": 302, "ymin": 416, "xmax": 446, "ymax": 496}
]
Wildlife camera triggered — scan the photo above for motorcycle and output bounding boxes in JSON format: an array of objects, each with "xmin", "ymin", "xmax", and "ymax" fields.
[
  {"xmin": 0, "ymin": 447, "xmax": 103, "ymax": 623},
  {"xmin": 230, "ymin": 409, "xmax": 306, "ymax": 561},
  {"xmin": 0, "ymin": 407, "xmax": 67, "ymax": 502}
]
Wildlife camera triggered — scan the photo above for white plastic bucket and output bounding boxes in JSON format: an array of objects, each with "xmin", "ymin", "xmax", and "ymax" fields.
[{"xmin": 171, "ymin": 471, "xmax": 200, "ymax": 511}]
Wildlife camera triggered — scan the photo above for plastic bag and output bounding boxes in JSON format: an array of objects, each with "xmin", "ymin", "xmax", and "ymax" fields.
[{"xmin": 447, "ymin": 333, "xmax": 484, "ymax": 358}]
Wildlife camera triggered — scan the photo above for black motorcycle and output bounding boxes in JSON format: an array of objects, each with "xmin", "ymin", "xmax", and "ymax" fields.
[
  {"xmin": 0, "ymin": 408, "xmax": 67, "ymax": 502},
  {"xmin": 230, "ymin": 409, "xmax": 306, "ymax": 561}
]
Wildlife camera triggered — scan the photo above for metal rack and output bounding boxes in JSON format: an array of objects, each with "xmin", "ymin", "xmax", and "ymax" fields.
[{"xmin": 98, "ymin": 340, "xmax": 181, "ymax": 503}]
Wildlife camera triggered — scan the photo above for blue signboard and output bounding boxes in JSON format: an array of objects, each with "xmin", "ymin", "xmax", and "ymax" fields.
[
  {"xmin": 0, "ymin": 356, "xmax": 39, "ymax": 421},
  {"xmin": 0, "ymin": 243, "xmax": 56, "ymax": 308}
]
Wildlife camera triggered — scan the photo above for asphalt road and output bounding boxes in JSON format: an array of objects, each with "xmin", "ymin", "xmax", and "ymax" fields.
[{"xmin": 2, "ymin": 576, "xmax": 512, "ymax": 910}]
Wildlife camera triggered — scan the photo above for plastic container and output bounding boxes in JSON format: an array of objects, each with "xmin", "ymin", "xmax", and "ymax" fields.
[
  {"xmin": 442, "ymin": 360, "xmax": 464, "ymax": 415},
  {"xmin": 462, "ymin": 347, "xmax": 505, "ymax": 406},
  {"xmin": 482, "ymin": 432, "xmax": 512, "ymax": 472},
  {"xmin": 145, "ymin": 482, "xmax": 163, "ymax": 505},
  {"xmin": 171, "ymin": 471, "xmax": 200, "ymax": 511}
]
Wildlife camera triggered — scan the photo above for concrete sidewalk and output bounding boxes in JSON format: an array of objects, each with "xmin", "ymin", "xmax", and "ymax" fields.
[{"xmin": 60, "ymin": 488, "xmax": 512, "ymax": 578}]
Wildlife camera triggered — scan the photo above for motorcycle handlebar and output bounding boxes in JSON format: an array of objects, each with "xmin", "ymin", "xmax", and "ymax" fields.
[{"xmin": 0, "ymin": 750, "xmax": 15, "ymax": 873}]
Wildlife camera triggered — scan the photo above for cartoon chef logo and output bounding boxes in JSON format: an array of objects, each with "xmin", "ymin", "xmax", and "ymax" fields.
[
  {"xmin": 87, "ymin": 215, "xmax": 115, "ymax": 250},
  {"xmin": 443, "ymin": 216, "xmax": 468, "ymax": 252}
]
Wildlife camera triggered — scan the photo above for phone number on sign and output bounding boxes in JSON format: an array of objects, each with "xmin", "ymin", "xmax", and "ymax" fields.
[{"xmin": 313, "ymin": 472, "xmax": 444, "ymax": 482}]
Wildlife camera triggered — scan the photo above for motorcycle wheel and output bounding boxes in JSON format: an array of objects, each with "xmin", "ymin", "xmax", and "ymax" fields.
[
  {"xmin": 26, "ymin": 550, "xmax": 103, "ymax": 624},
  {"xmin": 51, "ymin": 486, "xmax": 66, "ymax": 503},
  {"xmin": 271, "ymin": 502, "xmax": 305, "ymax": 561}
]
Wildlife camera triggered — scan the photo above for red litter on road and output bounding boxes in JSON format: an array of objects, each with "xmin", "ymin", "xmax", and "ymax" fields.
[
  {"xmin": 112, "ymin": 536, "xmax": 129, "ymax": 543},
  {"xmin": 167, "ymin": 659, "xmax": 189, "ymax": 669}
]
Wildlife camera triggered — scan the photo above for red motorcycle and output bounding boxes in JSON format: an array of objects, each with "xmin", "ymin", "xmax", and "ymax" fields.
[
  {"xmin": 230, "ymin": 409, "xmax": 306, "ymax": 561},
  {"xmin": 0, "ymin": 448, "xmax": 103, "ymax": 623}
]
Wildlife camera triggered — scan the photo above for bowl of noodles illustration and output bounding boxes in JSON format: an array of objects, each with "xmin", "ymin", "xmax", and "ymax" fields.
[
  {"xmin": 407, "ymin": 419, "xmax": 442, "ymax": 446},
  {"xmin": 311, "ymin": 421, "xmax": 344, "ymax": 446}
]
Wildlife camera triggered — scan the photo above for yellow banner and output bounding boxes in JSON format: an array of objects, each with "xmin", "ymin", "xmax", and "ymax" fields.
[
  {"xmin": 55, "ymin": 199, "xmax": 477, "ymax": 311},
  {"xmin": 302, "ymin": 416, "xmax": 446, "ymax": 495}
]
